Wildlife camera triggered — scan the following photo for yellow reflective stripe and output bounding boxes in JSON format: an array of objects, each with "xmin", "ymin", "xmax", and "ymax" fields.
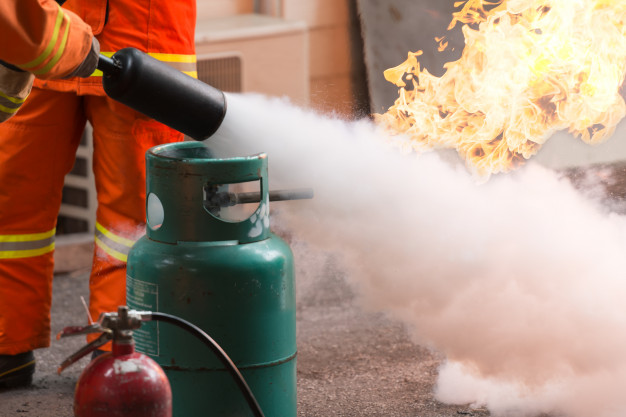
[
  {"xmin": 147, "ymin": 53, "xmax": 196, "ymax": 64},
  {"xmin": 0, "ymin": 359, "xmax": 36, "ymax": 378},
  {"xmin": 0, "ymin": 229, "xmax": 56, "ymax": 258},
  {"xmin": 32, "ymin": 14, "xmax": 71, "ymax": 76},
  {"xmin": 183, "ymin": 71, "xmax": 198, "ymax": 78},
  {"xmin": 0, "ymin": 243, "xmax": 55, "ymax": 259},
  {"xmin": 0, "ymin": 229, "xmax": 55, "ymax": 243},
  {"xmin": 0, "ymin": 103, "xmax": 21, "ymax": 115},
  {"xmin": 0, "ymin": 90, "xmax": 28, "ymax": 105},
  {"xmin": 95, "ymin": 236, "xmax": 128, "ymax": 263},
  {"xmin": 20, "ymin": 5, "xmax": 65, "ymax": 70},
  {"xmin": 95, "ymin": 222, "xmax": 135, "ymax": 247}
]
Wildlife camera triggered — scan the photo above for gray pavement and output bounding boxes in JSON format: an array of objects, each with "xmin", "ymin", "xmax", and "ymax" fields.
[{"xmin": 0, "ymin": 245, "xmax": 484, "ymax": 417}]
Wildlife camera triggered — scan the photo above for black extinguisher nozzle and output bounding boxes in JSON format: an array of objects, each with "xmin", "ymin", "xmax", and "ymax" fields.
[{"xmin": 100, "ymin": 48, "xmax": 227, "ymax": 141}]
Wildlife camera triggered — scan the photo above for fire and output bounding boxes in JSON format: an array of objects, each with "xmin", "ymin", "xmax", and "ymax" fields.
[{"xmin": 375, "ymin": 0, "xmax": 626, "ymax": 176}]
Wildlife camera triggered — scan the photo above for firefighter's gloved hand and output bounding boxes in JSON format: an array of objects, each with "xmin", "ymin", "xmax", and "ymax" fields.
[
  {"xmin": 0, "ymin": 61, "xmax": 34, "ymax": 123},
  {"xmin": 64, "ymin": 37, "xmax": 100, "ymax": 79}
]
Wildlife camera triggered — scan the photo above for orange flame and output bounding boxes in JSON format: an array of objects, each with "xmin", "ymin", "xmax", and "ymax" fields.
[{"xmin": 375, "ymin": 0, "xmax": 626, "ymax": 176}]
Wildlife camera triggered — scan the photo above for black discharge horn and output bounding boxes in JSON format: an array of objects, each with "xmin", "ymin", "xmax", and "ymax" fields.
[{"xmin": 97, "ymin": 48, "xmax": 226, "ymax": 141}]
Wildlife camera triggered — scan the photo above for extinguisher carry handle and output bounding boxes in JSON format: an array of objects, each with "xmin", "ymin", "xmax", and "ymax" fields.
[
  {"xmin": 56, "ymin": 321, "xmax": 109, "ymax": 338},
  {"xmin": 57, "ymin": 331, "xmax": 112, "ymax": 374},
  {"xmin": 57, "ymin": 307, "xmax": 147, "ymax": 374}
]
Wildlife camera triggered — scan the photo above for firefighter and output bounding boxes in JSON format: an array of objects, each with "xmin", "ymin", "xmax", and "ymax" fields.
[
  {"xmin": 0, "ymin": 0, "xmax": 197, "ymax": 389},
  {"xmin": 0, "ymin": 0, "xmax": 98, "ymax": 389}
]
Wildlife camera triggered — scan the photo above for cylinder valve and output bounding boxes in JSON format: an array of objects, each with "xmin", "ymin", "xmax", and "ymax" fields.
[{"xmin": 57, "ymin": 307, "xmax": 172, "ymax": 417}]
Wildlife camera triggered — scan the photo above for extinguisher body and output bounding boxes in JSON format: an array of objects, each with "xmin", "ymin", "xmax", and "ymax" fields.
[
  {"xmin": 74, "ymin": 342, "xmax": 172, "ymax": 417},
  {"xmin": 126, "ymin": 142, "xmax": 297, "ymax": 417},
  {"xmin": 100, "ymin": 48, "xmax": 227, "ymax": 141}
]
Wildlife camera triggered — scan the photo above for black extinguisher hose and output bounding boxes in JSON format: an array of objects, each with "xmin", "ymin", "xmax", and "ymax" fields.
[{"xmin": 146, "ymin": 312, "xmax": 265, "ymax": 417}]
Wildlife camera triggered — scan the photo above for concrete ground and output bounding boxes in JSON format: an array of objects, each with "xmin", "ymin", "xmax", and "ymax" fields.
[{"xmin": 0, "ymin": 245, "xmax": 485, "ymax": 417}]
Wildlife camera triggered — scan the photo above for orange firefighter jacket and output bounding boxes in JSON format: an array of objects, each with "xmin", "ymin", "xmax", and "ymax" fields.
[
  {"xmin": 0, "ymin": 0, "xmax": 94, "ymax": 78},
  {"xmin": 0, "ymin": 0, "xmax": 94, "ymax": 121},
  {"xmin": 35, "ymin": 0, "xmax": 198, "ymax": 96}
]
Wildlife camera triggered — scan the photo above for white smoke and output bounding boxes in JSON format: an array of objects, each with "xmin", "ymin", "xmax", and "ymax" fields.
[{"xmin": 211, "ymin": 92, "xmax": 626, "ymax": 417}]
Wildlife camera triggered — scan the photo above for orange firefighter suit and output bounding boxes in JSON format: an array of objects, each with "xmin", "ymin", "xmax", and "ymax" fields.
[
  {"xmin": 0, "ymin": 0, "xmax": 97, "ymax": 122},
  {"xmin": 0, "ymin": 0, "xmax": 197, "ymax": 355}
]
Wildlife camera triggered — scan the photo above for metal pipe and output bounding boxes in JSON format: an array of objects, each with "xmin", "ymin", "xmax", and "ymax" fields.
[
  {"xmin": 206, "ymin": 188, "xmax": 314, "ymax": 209},
  {"xmin": 96, "ymin": 54, "xmax": 121, "ymax": 77},
  {"xmin": 239, "ymin": 188, "xmax": 314, "ymax": 204}
]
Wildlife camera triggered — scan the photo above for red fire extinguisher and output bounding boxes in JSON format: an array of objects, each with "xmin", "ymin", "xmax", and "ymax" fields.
[
  {"xmin": 57, "ymin": 306, "xmax": 172, "ymax": 417},
  {"xmin": 58, "ymin": 306, "xmax": 266, "ymax": 417}
]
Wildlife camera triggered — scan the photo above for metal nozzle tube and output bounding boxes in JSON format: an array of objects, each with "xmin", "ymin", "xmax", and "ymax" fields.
[
  {"xmin": 206, "ymin": 188, "xmax": 314, "ymax": 209},
  {"xmin": 239, "ymin": 188, "xmax": 315, "ymax": 204},
  {"xmin": 96, "ymin": 54, "xmax": 122, "ymax": 76}
]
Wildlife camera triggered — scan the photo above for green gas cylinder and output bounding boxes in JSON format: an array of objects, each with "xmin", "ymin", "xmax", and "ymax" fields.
[{"xmin": 126, "ymin": 141, "xmax": 296, "ymax": 417}]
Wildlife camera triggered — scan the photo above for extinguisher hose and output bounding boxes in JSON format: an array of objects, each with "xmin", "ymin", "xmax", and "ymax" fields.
[{"xmin": 146, "ymin": 312, "xmax": 266, "ymax": 417}]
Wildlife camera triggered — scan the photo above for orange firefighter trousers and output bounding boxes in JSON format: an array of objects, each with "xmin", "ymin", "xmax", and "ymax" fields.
[{"xmin": 0, "ymin": 87, "xmax": 183, "ymax": 354}]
